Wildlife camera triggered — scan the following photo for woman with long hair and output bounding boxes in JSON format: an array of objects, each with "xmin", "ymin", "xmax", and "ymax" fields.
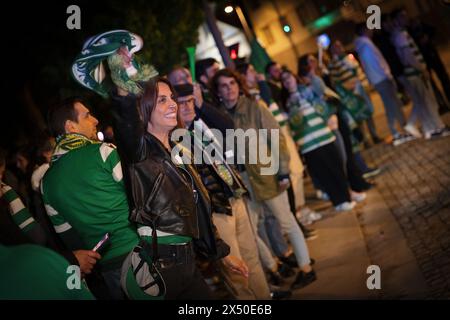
[{"xmin": 111, "ymin": 77, "xmax": 233, "ymax": 299}]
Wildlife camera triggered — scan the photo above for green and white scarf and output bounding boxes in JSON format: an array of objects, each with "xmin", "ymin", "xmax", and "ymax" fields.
[
  {"xmin": 72, "ymin": 30, "xmax": 158, "ymax": 98},
  {"xmin": 190, "ymin": 120, "xmax": 246, "ymax": 198},
  {"xmin": 52, "ymin": 133, "xmax": 99, "ymax": 163}
]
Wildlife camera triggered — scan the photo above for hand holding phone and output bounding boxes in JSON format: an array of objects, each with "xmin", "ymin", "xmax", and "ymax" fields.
[
  {"xmin": 92, "ymin": 232, "xmax": 110, "ymax": 252},
  {"xmin": 73, "ymin": 250, "xmax": 101, "ymax": 275}
]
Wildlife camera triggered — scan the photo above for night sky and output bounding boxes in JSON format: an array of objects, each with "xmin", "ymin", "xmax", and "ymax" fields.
[
  {"xmin": 1, "ymin": 1, "xmax": 141, "ymax": 148},
  {"xmin": 0, "ymin": 0, "xmax": 244, "ymax": 149}
]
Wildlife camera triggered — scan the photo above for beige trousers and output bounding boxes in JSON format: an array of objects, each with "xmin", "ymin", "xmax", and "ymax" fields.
[{"xmin": 213, "ymin": 197, "xmax": 271, "ymax": 300}]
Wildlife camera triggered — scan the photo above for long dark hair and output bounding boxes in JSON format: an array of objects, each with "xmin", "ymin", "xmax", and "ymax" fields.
[
  {"xmin": 280, "ymin": 69, "xmax": 301, "ymax": 112},
  {"xmin": 139, "ymin": 77, "xmax": 184, "ymax": 130}
]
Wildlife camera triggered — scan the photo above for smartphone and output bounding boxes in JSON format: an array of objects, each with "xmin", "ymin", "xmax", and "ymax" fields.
[{"xmin": 92, "ymin": 232, "xmax": 110, "ymax": 252}]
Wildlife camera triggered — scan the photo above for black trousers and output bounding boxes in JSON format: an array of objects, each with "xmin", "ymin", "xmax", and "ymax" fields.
[
  {"xmin": 337, "ymin": 113, "xmax": 372, "ymax": 192},
  {"xmin": 157, "ymin": 242, "xmax": 214, "ymax": 300},
  {"xmin": 427, "ymin": 51, "xmax": 450, "ymax": 102},
  {"xmin": 303, "ymin": 143, "xmax": 351, "ymax": 206}
]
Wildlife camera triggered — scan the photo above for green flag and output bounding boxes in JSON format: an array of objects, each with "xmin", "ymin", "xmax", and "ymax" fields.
[
  {"xmin": 249, "ymin": 38, "xmax": 271, "ymax": 74},
  {"xmin": 186, "ymin": 46, "xmax": 196, "ymax": 82}
]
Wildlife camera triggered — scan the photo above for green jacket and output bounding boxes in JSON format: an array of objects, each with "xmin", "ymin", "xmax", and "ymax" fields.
[{"xmin": 221, "ymin": 96, "xmax": 290, "ymax": 201}]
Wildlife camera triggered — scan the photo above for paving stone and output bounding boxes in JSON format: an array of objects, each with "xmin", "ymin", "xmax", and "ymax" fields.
[{"xmin": 362, "ymin": 127, "xmax": 450, "ymax": 298}]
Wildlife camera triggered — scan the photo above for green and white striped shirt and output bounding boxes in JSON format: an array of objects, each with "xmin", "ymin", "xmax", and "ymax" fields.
[
  {"xmin": 392, "ymin": 29, "xmax": 427, "ymax": 77},
  {"xmin": 249, "ymin": 88, "xmax": 288, "ymax": 128},
  {"xmin": 287, "ymin": 92, "xmax": 335, "ymax": 154},
  {"xmin": 268, "ymin": 101, "xmax": 288, "ymax": 128},
  {"xmin": 1, "ymin": 183, "xmax": 36, "ymax": 233},
  {"xmin": 328, "ymin": 54, "xmax": 368, "ymax": 90}
]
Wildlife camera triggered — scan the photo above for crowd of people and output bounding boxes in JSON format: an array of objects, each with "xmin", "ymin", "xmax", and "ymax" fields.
[{"xmin": 1, "ymin": 8, "xmax": 449, "ymax": 300}]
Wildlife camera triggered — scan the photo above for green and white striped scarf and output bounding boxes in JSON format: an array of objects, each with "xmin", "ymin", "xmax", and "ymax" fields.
[
  {"xmin": 248, "ymin": 88, "xmax": 288, "ymax": 127},
  {"xmin": 52, "ymin": 133, "xmax": 99, "ymax": 163},
  {"xmin": 72, "ymin": 30, "xmax": 158, "ymax": 98}
]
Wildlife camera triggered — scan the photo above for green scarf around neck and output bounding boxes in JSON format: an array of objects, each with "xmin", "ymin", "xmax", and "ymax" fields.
[{"xmin": 52, "ymin": 133, "xmax": 99, "ymax": 163}]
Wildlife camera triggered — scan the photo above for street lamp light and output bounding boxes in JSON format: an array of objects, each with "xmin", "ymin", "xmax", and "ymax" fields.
[
  {"xmin": 224, "ymin": 5, "xmax": 234, "ymax": 14},
  {"xmin": 224, "ymin": 5, "xmax": 253, "ymax": 41},
  {"xmin": 280, "ymin": 16, "xmax": 292, "ymax": 34}
]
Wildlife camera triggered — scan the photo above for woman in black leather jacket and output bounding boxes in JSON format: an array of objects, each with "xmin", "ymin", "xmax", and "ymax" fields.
[{"xmin": 111, "ymin": 78, "xmax": 230, "ymax": 300}]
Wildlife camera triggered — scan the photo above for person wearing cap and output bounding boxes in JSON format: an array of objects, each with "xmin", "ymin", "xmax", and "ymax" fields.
[
  {"xmin": 168, "ymin": 66, "xmax": 234, "ymax": 136},
  {"xmin": 173, "ymin": 83, "xmax": 272, "ymax": 300}
]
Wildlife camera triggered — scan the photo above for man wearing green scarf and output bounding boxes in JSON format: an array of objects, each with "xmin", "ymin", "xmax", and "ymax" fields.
[{"xmin": 41, "ymin": 97, "xmax": 139, "ymax": 299}]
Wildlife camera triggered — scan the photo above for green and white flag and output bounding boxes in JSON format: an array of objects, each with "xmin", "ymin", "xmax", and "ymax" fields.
[{"xmin": 72, "ymin": 30, "xmax": 158, "ymax": 98}]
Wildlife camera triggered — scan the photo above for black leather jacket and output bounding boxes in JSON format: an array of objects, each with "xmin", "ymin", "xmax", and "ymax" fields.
[{"xmin": 111, "ymin": 92, "xmax": 229, "ymax": 260}]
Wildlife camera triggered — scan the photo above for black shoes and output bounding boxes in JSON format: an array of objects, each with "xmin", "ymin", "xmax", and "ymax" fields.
[
  {"xmin": 267, "ymin": 270, "xmax": 284, "ymax": 286},
  {"xmin": 268, "ymin": 260, "xmax": 296, "ymax": 285},
  {"xmin": 372, "ymin": 136, "xmax": 383, "ymax": 144},
  {"xmin": 362, "ymin": 167, "xmax": 381, "ymax": 180},
  {"xmin": 278, "ymin": 261, "xmax": 295, "ymax": 277},
  {"xmin": 291, "ymin": 270, "xmax": 317, "ymax": 290},
  {"xmin": 278, "ymin": 253, "xmax": 316, "ymax": 269},
  {"xmin": 279, "ymin": 253, "xmax": 298, "ymax": 268},
  {"xmin": 304, "ymin": 227, "xmax": 319, "ymax": 241},
  {"xmin": 300, "ymin": 223, "xmax": 319, "ymax": 240}
]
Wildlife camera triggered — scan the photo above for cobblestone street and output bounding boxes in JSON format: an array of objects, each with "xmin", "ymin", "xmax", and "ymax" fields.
[
  {"xmin": 290, "ymin": 114, "xmax": 450, "ymax": 299},
  {"xmin": 364, "ymin": 127, "xmax": 450, "ymax": 298},
  {"xmin": 291, "ymin": 66, "xmax": 450, "ymax": 299}
]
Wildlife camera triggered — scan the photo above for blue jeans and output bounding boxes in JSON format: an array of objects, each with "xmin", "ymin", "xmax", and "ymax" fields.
[
  {"xmin": 399, "ymin": 75, "xmax": 444, "ymax": 134},
  {"xmin": 101, "ymin": 267, "xmax": 126, "ymax": 300},
  {"xmin": 241, "ymin": 173, "xmax": 311, "ymax": 268},
  {"xmin": 354, "ymin": 152, "xmax": 370, "ymax": 173},
  {"xmin": 258, "ymin": 208, "xmax": 289, "ymax": 258},
  {"xmin": 374, "ymin": 78, "xmax": 406, "ymax": 136},
  {"xmin": 333, "ymin": 130, "xmax": 347, "ymax": 174}
]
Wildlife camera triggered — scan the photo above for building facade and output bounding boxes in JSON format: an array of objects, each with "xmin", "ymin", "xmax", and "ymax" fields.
[{"xmin": 243, "ymin": 0, "xmax": 449, "ymax": 72}]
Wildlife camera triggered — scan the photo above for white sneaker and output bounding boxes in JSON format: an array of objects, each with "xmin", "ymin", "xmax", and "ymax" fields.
[
  {"xmin": 351, "ymin": 191, "xmax": 367, "ymax": 203},
  {"xmin": 296, "ymin": 210, "xmax": 312, "ymax": 225},
  {"xmin": 307, "ymin": 211, "xmax": 323, "ymax": 222},
  {"xmin": 404, "ymin": 124, "xmax": 422, "ymax": 138},
  {"xmin": 296, "ymin": 207, "xmax": 322, "ymax": 225},
  {"xmin": 425, "ymin": 127, "xmax": 450, "ymax": 140},
  {"xmin": 362, "ymin": 167, "xmax": 381, "ymax": 179},
  {"xmin": 440, "ymin": 127, "xmax": 450, "ymax": 137},
  {"xmin": 316, "ymin": 190, "xmax": 330, "ymax": 201},
  {"xmin": 392, "ymin": 133, "xmax": 416, "ymax": 146},
  {"xmin": 335, "ymin": 201, "xmax": 356, "ymax": 212},
  {"xmin": 298, "ymin": 217, "xmax": 313, "ymax": 226}
]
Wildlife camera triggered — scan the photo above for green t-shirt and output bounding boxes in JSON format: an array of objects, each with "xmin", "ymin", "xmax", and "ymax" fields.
[{"xmin": 0, "ymin": 244, "xmax": 95, "ymax": 300}]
